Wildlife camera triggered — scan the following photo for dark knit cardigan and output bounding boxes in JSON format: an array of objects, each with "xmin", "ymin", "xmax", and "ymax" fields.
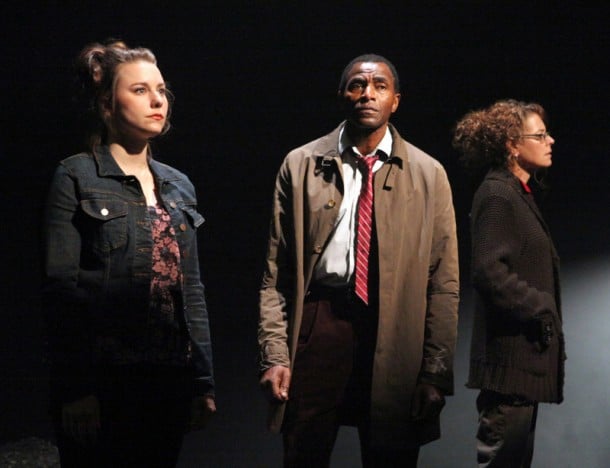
[{"xmin": 466, "ymin": 168, "xmax": 565, "ymax": 403}]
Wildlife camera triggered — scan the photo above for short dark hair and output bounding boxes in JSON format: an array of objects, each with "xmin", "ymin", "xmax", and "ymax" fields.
[{"xmin": 338, "ymin": 54, "xmax": 400, "ymax": 93}]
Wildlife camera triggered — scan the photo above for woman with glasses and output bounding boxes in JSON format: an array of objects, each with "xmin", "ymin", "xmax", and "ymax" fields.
[
  {"xmin": 452, "ymin": 99, "xmax": 565, "ymax": 467},
  {"xmin": 42, "ymin": 40, "xmax": 215, "ymax": 467}
]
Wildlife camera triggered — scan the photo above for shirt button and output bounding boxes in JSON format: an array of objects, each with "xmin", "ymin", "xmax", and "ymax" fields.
[{"xmin": 100, "ymin": 208, "xmax": 109, "ymax": 217}]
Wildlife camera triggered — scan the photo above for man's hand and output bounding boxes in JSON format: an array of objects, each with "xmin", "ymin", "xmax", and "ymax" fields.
[
  {"xmin": 411, "ymin": 383, "xmax": 445, "ymax": 421},
  {"xmin": 62, "ymin": 394, "xmax": 100, "ymax": 445},
  {"xmin": 190, "ymin": 395, "xmax": 216, "ymax": 431},
  {"xmin": 259, "ymin": 365, "xmax": 291, "ymax": 402}
]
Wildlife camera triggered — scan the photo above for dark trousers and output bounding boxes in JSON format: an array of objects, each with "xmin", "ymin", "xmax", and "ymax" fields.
[
  {"xmin": 282, "ymin": 289, "xmax": 419, "ymax": 467},
  {"xmin": 476, "ymin": 390, "xmax": 539, "ymax": 468},
  {"xmin": 53, "ymin": 365, "xmax": 193, "ymax": 468}
]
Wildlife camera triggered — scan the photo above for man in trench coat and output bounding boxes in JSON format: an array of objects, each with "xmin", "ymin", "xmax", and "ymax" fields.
[{"xmin": 258, "ymin": 54, "xmax": 459, "ymax": 467}]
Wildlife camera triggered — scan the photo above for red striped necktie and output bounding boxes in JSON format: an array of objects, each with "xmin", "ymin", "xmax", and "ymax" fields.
[{"xmin": 354, "ymin": 153, "xmax": 379, "ymax": 305}]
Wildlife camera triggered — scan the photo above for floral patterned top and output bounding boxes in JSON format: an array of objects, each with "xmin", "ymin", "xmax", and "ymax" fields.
[
  {"xmin": 94, "ymin": 204, "xmax": 191, "ymax": 366},
  {"xmin": 147, "ymin": 204, "xmax": 191, "ymax": 365}
]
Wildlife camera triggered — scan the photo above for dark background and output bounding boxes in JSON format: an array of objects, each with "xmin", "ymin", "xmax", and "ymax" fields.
[{"xmin": 2, "ymin": 2, "xmax": 609, "ymax": 466}]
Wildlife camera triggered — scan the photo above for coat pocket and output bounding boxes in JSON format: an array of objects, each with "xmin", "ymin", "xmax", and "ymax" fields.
[{"xmin": 80, "ymin": 199, "xmax": 128, "ymax": 252}]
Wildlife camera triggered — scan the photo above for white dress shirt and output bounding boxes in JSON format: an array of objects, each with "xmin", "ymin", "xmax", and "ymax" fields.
[{"xmin": 312, "ymin": 125, "xmax": 393, "ymax": 287}]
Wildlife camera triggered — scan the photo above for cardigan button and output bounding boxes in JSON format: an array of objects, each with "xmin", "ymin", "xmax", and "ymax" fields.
[{"xmin": 313, "ymin": 245, "xmax": 323, "ymax": 254}]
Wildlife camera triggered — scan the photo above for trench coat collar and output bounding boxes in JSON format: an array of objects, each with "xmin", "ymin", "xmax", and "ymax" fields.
[{"xmin": 311, "ymin": 121, "xmax": 409, "ymax": 175}]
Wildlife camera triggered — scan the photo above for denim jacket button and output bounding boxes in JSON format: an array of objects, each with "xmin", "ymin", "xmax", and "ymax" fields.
[
  {"xmin": 100, "ymin": 208, "xmax": 109, "ymax": 217},
  {"xmin": 169, "ymin": 201, "xmax": 177, "ymax": 209},
  {"xmin": 179, "ymin": 223, "xmax": 187, "ymax": 231}
]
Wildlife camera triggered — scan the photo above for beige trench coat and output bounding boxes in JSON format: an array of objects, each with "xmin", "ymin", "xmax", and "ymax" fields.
[{"xmin": 259, "ymin": 123, "xmax": 459, "ymax": 448}]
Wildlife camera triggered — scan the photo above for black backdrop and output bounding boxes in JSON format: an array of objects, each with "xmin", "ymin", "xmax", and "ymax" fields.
[{"xmin": 2, "ymin": 2, "xmax": 609, "ymax": 464}]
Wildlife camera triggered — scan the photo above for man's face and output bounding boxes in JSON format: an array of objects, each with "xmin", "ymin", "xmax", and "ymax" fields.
[{"xmin": 339, "ymin": 61, "xmax": 400, "ymax": 132}]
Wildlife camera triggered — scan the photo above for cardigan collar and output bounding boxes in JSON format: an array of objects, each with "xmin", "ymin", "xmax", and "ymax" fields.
[{"xmin": 486, "ymin": 167, "xmax": 552, "ymax": 237}]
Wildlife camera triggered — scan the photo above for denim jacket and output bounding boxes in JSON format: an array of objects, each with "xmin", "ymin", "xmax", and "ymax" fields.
[{"xmin": 42, "ymin": 145, "xmax": 214, "ymax": 402}]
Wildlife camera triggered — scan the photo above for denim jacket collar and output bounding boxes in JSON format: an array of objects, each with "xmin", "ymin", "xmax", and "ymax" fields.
[{"xmin": 93, "ymin": 145, "xmax": 181, "ymax": 183}]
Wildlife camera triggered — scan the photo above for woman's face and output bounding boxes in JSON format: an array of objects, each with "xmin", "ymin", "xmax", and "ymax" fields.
[
  {"xmin": 512, "ymin": 113, "xmax": 555, "ymax": 172},
  {"xmin": 106, "ymin": 60, "xmax": 168, "ymax": 143}
]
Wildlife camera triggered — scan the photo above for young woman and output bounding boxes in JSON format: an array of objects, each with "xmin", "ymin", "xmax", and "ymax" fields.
[
  {"xmin": 453, "ymin": 100, "xmax": 565, "ymax": 467},
  {"xmin": 42, "ymin": 40, "xmax": 215, "ymax": 467}
]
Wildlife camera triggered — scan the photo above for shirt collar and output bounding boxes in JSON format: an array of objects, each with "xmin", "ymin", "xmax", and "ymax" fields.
[
  {"xmin": 519, "ymin": 179, "xmax": 532, "ymax": 194},
  {"xmin": 338, "ymin": 124, "xmax": 393, "ymax": 160}
]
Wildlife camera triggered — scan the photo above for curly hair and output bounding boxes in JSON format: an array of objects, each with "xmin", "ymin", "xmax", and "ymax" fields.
[
  {"xmin": 452, "ymin": 99, "xmax": 546, "ymax": 176},
  {"xmin": 74, "ymin": 39, "xmax": 173, "ymax": 149}
]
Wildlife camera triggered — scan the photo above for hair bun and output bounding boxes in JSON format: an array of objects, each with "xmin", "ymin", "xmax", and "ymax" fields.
[
  {"xmin": 106, "ymin": 39, "xmax": 128, "ymax": 51},
  {"xmin": 86, "ymin": 46, "xmax": 106, "ymax": 85},
  {"xmin": 75, "ymin": 43, "xmax": 107, "ymax": 89}
]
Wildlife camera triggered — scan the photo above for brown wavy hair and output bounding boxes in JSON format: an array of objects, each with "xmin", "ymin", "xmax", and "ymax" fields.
[
  {"xmin": 74, "ymin": 39, "xmax": 173, "ymax": 149},
  {"xmin": 452, "ymin": 99, "xmax": 546, "ymax": 177}
]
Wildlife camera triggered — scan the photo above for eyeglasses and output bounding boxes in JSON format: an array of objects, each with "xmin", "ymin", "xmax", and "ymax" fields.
[{"xmin": 521, "ymin": 131, "xmax": 552, "ymax": 142}]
